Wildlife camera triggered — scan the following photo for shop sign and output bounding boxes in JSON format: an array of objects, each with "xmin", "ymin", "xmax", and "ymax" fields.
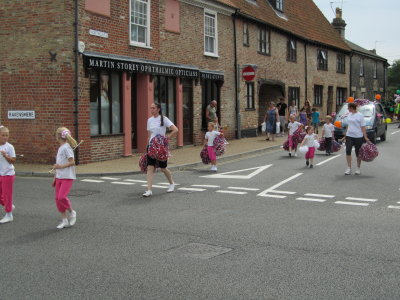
[
  {"xmin": 242, "ymin": 66, "xmax": 256, "ymax": 82},
  {"xmin": 8, "ymin": 110, "xmax": 35, "ymax": 119},
  {"xmin": 200, "ymin": 72, "xmax": 224, "ymax": 82},
  {"xmin": 89, "ymin": 29, "xmax": 109, "ymax": 39}
]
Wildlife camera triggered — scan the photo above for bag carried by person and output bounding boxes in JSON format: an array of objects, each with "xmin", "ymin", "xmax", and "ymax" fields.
[
  {"xmin": 276, "ymin": 122, "xmax": 281, "ymax": 134},
  {"xmin": 317, "ymin": 138, "xmax": 326, "ymax": 151},
  {"xmin": 261, "ymin": 122, "xmax": 266, "ymax": 133},
  {"xmin": 359, "ymin": 142, "xmax": 379, "ymax": 162},
  {"xmin": 331, "ymin": 140, "xmax": 342, "ymax": 153}
]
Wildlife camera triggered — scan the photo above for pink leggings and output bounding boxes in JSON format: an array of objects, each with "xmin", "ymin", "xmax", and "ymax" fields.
[
  {"xmin": 0, "ymin": 175, "xmax": 15, "ymax": 213},
  {"xmin": 55, "ymin": 179, "xmax": 73, "ymax": 213},
  {"xmin": 305, "ymin": 147, "xmax": 316, "ymax": 159}
]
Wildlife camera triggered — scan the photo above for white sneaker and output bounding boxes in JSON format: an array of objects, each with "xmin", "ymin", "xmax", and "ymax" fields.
[
  {"xmin": 167, "ymin": 184, "xmax": 175, "ymax": 193},
  {"xmin": 68, "ymin": 210, "xmax": 77, "ymax": 226},
  {"xmin": 56, "ymin": 219, "xmax": 69, "ymax": 229},
  {"xmin": 355, "ymin": 168, "xmax": 361, "ymax": 175},
  {"xmin": 143, "ymin": 190, "xmax": 152, "ymax": 197},
  {"xmin": 294, "ymin": 152, "xmax": 297, "ymax": 157},
  {"xmin": 344, "ymin": 168, "xmax": 352, "ymax": 175},
  {"xmin": 0, "ymin": 215, "xmax": 13, "ymax": 224}
]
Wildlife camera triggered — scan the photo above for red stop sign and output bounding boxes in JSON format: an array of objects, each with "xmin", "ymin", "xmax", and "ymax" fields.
[{"xmin": 242, "ymin": 66, "xmax": 256, "ymax": 82}]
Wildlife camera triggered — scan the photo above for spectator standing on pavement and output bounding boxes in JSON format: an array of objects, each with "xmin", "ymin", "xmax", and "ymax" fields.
[
  {"xmin": 287, "ymin": 114, "xmax": 302, "ymax": 157},
  {"xmin": 322, "ymin": 116, "xmax": 334, "ymax": 156},
  {"xmin": 302, "ymin": 100, "xmax": 312, "ymax": 125},
  {"xmin": 300, "ymin": 126, "xmax": 318, "ymax": 168},
  {"xmin": 311, "ymin": 108, "xmax": 320, "ymax": 134},
  {"xmin": 0, "ymin": 126, "xmax": 16, "ymax": 224},
  {"xmin": 52, "ymin": 127, "xmax": 77, "ymax": 229},
  {"xmin": 206, "ymin": 100, "xmax": 218, "ymax": 127},
  {"xmin": 299, "ymin": 107, "xmax": 308, "ymax": 126},
  {"xmin": 143, "ymin": 103, "xmax": 178, "ymax": 197},
  {"xmin": 276, "ymin": 97, "xmax": 287, "ymax": 136},
  {"xmin": 264, "ymin": 102, "xmax": 280, "ymax": 142},
  {"xmin": 341, "ymin": 102, "xmax": 371, "ymax": 175},
  {"xmin": 204, "ymin": 122, "xmax": 222, "ymax": 172},
  {"xmin": 288, "ymin": 100, "xmax": 299, "ymax": 120}
]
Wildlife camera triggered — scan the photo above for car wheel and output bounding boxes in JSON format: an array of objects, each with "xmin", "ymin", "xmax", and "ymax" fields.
[
  {"xmin": 370, "ymin": 131, "xmax": 377, "ymax": 144},
  {"xmin": 381, "ymin": 129, "xmax": 387, "ymax": 141}
]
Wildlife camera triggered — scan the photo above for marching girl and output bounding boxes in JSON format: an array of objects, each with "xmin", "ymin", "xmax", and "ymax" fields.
[
  {"xmin": 299, "ymin": 126, "xmax": 318, "ymax": 168},
  {"xmin": 204, "ymin": 122, "xmax": 222, "ymax": 172},
  {"xmin": 287, "ymin": 114, "xmax": 302, "ymax": 157},
  {"xmin": 143, "ymin": 103, "xmax": 178, "ymax": 197},
  {"xmin": 0, "ymin": 126, "xmax": 16, "ymax": 224},
  {"xmin": 52, "ymin": 127, "xmax": 77, "ymax": 229}
]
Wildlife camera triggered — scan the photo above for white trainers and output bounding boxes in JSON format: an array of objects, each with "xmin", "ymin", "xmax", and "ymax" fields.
[
  {"xmin": 56, "ymin": 219, "xmax": 69, "ymax": 229},
  {"xmin": 294, "ymin": 152, "xmax": 297, "ymax": 157},
  {"xmin": 0, "ymin": 215, "xmax": 13, "ymax": 224},
  {"xmin": 355, "ymin": 168, "xmax": 361, "ymax": 175},
  {"xmin": 210, "ymin": 166, "xmax": 217, "ymax": 172},
  {"xmin": 69, "ymin": 210, "xmax": 77, "ymax": 226},
  {"xmin": 167, "ymin": 184, "xmax": 175, "ymax": 193},
  {"xmin": 344, "ymin": 168, "xmax": 352, "ymax": 175},
  {"xmin": 143, "ymin": 190, "xmax": 153, "ymax": 197}
]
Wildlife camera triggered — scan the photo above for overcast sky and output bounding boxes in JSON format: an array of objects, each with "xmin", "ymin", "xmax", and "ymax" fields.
[{"xmin": 313, "ymin": 0, "xmax": 399, "ymax": 65}]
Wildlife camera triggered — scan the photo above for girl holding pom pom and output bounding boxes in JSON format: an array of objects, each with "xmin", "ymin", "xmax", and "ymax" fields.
[{"xmin": 299, "ymin": 126, "xmax": 318, "ymax": 168}]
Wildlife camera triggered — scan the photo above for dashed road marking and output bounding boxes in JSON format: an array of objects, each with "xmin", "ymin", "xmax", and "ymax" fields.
[
  {"xmin": 304, "ymin": 193, "xmax": 335, "ymax": 198},
  {"xmin": 111, "ymin": 182, "xmax": 135, "ymax": 185},
  {"xmin": 216, "ymin": 190, "xmax": 247, "ymax": 195},
  {"xmin": 335, "ymin": 201, "xmax": 369, "ymax": 207},
  {"xmin": 390, "ymin": 130, "xmax": 400, "ymax": 135},
  {"xmin": 388, "ymin": 205, "xmax": 400, "ymax": 209},
  {"xmin": 124, "ymin": 179, "xmax": 147, "ymax": 183},
  {"xmin": 191, "ymin": 184, "xmax": 220, "ymax": 188},
  {"xmin": 258, "ymin": 173, "xmax": 302, "ymax": 198},
  {"xmin": 158, "ymin": 182, "xmax": 180, "ymax": 186},
  {"xmin": 81, "ymin": 179, "xmax": 105, "ymax": 183},
  {"xmin": 101, "ymin": 177, "xmax": 120, "ymax": 180},
  {"xmin": 271, "ymin": 190, "xmax": 296, "ymax": 195},
  {"xmin": 201, "ymin": 164, "xmax": 272, "ymax": 179},
  {"xmin": 141, "ymin": 184, "xmax": 168, "ymax": 189},
  {"xmin": 345, "ymin": 197, "xmax": 377, "ymax": 202},
  {"xmin": 296, "ymin": 197, "xmax": 326, "ymax": 203},
  {"xmin": 316, "ymin": 154, "xmax": 341, "ymax": 166},
  {"xmin": 178, "ymin": 187, "xmax": 207, "ymax": 192},
  {"xmin": 228, "ymin": 187, "xmax": 260, "ymax": 191},
  {"xmin": 260, "ymin": 194, "xmax": 286, "ymax": 199}
]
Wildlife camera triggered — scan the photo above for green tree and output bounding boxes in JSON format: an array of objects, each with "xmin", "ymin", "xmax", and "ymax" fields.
[{"xmin": 388, "ymin": 59, "xmax": 400, "ymax": 94}]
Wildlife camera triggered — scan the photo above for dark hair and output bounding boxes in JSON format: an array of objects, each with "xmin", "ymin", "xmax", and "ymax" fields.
[
  {"xmin": 305, "ymin": 126, "xmax": 313, "ymax": 133},
  {"xmin": 348, "ymin": 103, "xmax": 357, "ymax": 110},
  {"xmin": 154, "ymin": 102, "xmax": 164, "ymax": 127},
  {"xmin": 312, "ymin": 108, "xmax": 317, "ymax": 112}
]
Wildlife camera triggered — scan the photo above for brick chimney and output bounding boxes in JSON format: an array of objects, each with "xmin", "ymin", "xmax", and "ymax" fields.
[{"xmin": 331, "ymin": 7, "xmax": 346, "ymax": 38}]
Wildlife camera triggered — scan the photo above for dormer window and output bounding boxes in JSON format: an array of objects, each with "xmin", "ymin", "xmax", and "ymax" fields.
[{"xmin": 269, "ymin": 0, "xmax": 284, "ymax": 12}]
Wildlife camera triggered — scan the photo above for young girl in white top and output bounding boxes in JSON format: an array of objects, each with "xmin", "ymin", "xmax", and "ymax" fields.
[
  {"xmin": 204, "ymin": 122, "xmax": 222, "ymax": 171},
  {"xmin": 300, "ymin": 126, "xmax": 318, "ymax": 168},
  {"xmin": 52, "ymin": 127, "xmax": 77, "ymax": 229},
  {"xmin": 143, "ymin": 103, "xmax": 178, "ymax": 197},
  {"xmin": 322, "ymin": 116, "xmax": 335, "ymax": 156},
  {"xmin": 0, "ymin": 126, "xmax": 17, "ymax": 224},
  {"xmin": 287, "ymin": 114, "xmax": 302, "ymax": 157}
]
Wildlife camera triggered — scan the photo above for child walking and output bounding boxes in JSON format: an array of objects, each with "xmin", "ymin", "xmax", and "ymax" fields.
[
  {"xmin": 300, "ymin": 126, "xmax": 318, "ymax": 168},
  {"xmin": 205, "ymin": 122, "xmax": 222, "ymax": 172},
  {"xmin": 311, "ymin": 108, "xmax": 320, "ymax": 134},
  {"xmin": 0, "ymin": 126, "xmax": 16, "ymax": 224},
  {"xmin": 287, "ymin": 114, "xmax": 302, "ymax": 157},
  {"xmin": 53, "ymin": 127, "xmax": 77, "ymax": 229},
  {"xmin": 322, "ymin": 116, "xmax": 335, "ymax": 156}
]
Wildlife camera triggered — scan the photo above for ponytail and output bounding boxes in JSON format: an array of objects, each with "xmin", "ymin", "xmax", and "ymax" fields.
[
  {"xmin": 154, "ymin": 102, "xmax": 164, "ymax": 127},
  {"xmin": 56, "ymin": 127, "xmax": 78, "ymax": 148}
]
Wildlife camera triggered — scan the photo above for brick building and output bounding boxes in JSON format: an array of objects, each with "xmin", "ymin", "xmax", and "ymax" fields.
[{"xmin": 1, "ymin": 0, "xmax": 355, "ymax": 164}]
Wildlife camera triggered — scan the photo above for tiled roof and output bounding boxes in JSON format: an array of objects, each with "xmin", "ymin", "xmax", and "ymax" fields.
[
  {"xmin": 216, "ymin": 0, "xmax": 351, "ymax": 52},
  {"xmin": 345, "ymin": 40, "xmax": 387, "ymax": 61}
]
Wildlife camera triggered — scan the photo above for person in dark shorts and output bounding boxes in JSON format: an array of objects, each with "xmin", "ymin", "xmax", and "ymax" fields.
[{"xmin": 276, "ymin": 97, "xmax": 287, "ymax": 137}]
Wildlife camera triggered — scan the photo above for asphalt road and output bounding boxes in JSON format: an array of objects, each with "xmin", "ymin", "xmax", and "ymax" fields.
[{"xmin": 1, "ymin": 125, "xmax": 400, "ymax": 299}]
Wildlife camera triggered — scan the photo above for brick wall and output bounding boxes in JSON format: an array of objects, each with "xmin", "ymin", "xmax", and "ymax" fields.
[{"xmin": 90, "ymin": 134, "xmax": 124, "ymax": 161}]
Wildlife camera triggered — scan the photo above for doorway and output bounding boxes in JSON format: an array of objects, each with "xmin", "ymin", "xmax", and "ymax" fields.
[
  {"xmin": 182, "ymin": 79, "xmax": 193, "ymax": 145},
  {"xmin": 131, "ymin": 74, "xmax": 137, "ymax": 149}
]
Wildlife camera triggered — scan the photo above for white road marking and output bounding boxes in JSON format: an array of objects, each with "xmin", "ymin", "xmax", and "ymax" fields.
[
  {"xmin": 192, "ymin": 184, "xmax": 220, "ymax": 188},
  {"xmin": 158, "ymin": 182, "xmax": 180, "ymax": 185},
  {"xmin": 178, "ymin": 187, "xmax": 206, "ymax": 192},
  {"xmin": 316, "ymin": 154, "xmax": 341, "ymax": 166},
  {"xmin": 270, "ymin": 190, "xmax": 296, "ymax": 195},
  {"xmin": 305, "ymin": 193, "xmax": 335, "ymax": 198},
  {"xmin": 81, "ymin": 179, "xmax": 104, "ymax": 183},
  {"xmin": 201, "ymin": 164, "xmax": 272, "ymax": 179},
  {"xmin": 390, "ymin": 130, "xmax": 400, "ymax": 135},
  {"xmin": 345, "ymin": 197, "xmax": 377, "ymax": 202},
  {"xmin": 258, "ymin": 173, "xmax": 302, "ymax": 198},
  {"xmin": 124, "ymin": 179, "xmax": 147, "ymax": 183},
  {"xmin": 397, "ymin": 201, "xmax": 400, "ymax": 204},
  {"xmin": 335, "ymin": 201, "xmax": 369, "ymax": 207},
  {"xmin": 228, "ymin": 187, "xmax": 260, "ymax": 191},
  {"xmin": 216, "ymin": 190, "xmax": 247, "ymax": 195},
  {"xmin": 261, "ymin": 194, "xmax": 287, "ymax": 198},
  {"xmin": 388, "ymin": 205, "xmax": 400, "ymax": 209},
  {"xmin": 101, "ymin": 177, "xmax": 120, "ymax": 180},
  {"xmin": 111, "ymin": 182, "xmax": 135, "ymax": 185},
  {"xmin": 141, "ymin": 184, "xmax": 168, "ymax": 189},
  {"xmin": 296, "ymin": 197, "xmax": 326, "ymax": 203}
]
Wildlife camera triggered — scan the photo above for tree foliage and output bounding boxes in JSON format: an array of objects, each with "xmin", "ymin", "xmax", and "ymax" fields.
[{"xmin": 388, "ymin": 59, "xmax": 400, "ymax": 88}]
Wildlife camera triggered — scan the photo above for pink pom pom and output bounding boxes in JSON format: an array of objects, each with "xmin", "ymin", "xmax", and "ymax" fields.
[
  {"xmin": 359, "ymin": 142, "xmax": 378, "ymax": 162},
  {"xmin": 200, "ymin": 145, "xmax": 211, "ymax": 164}
]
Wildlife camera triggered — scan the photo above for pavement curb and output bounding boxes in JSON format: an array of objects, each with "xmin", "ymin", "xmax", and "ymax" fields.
[{"xmin": 16, "ymin": 144, "xmax": 282, "ymax": 178}]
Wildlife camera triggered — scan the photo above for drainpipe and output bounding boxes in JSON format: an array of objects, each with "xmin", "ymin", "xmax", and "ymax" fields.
[
  {"xmin": 233, "ymin": 10, "xmax": 241, "ymax": 139},
  {"xmin": 304, "ymin": 42, "xmax": 308, "ymax": 105},
  {"xmin": 73, "ymin": 0, "xmax": 80, "ymax": 164}
]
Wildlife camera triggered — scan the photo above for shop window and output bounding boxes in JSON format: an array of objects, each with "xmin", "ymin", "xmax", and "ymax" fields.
[
  {"xmin": 90, "ymin": 71, "xmax": 122, "ymax": 135},
  {"xmin": 336, "ymin": 87, "xmax": 346, "ymax": 106},
  {"xmin": 130, "ymin": 0, "xmax": 151, "ymax": 47},
  {"xmin": 204, "ymin": 10, "xmax": 218, "ymax": 56},
  {"xmin": 336, "ymin": 54, "xmax": 345, "ymax": 73},
  {"xmin": 246, "ymin": 82, "xmax": 255, "ymax": 109},
  {"xmin": 202, "ymin": 80, "xmax": 221, "ymax": 129},
  {"xmin": 314, "ymin": 85, "xmax": 323, "ymax": 106},
  {"xmin": 154, "ymin": 76, "xmax": 176, "ymax": 124},
  {"xmin": 287, "ymin": 38, "xmax": 296, "ymax": 62},
  {"xmin": 317, "ymin": 50, "xmax": 328, "ymax": 70},
  {"xmin": 258, "ymin": 27, "xmax": 270, "ymax": 55},
  {"xmin": 288, "ymin": 87, "xmax": 300, "ymax": 107}
]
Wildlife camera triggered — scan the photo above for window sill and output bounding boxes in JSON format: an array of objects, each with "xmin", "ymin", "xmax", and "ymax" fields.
[
  {"xmin": 129, "ymin": 42, "xmax": 153, "ymax": 50},
  {"xmin": 317, "ymin": 68, "xmax": 328, "ymax": 71},
  {"xmin": 243, "ymin": 44, "xmax": 250, "ymax": 47},
  {"xmin": 204, "ymin": 53, "xmax": 219, "ymax": 58},
  {"xmin": 91, "ymin": 133, "xmax": 124, "ymax": 138},
  {"xmin": 336, "ymin": 71, "xmax": 346, "ymax": 74},
  {"xmin": 245, "ymin": 108, "xmax": 256, "ymax": 111},
  {"xmin": 257, "ymin": 51, "xmax": 271, "ymax": 56},
  {"xmin": 287, "ymin": 59, "xmax": 297, "ymax": 63}
]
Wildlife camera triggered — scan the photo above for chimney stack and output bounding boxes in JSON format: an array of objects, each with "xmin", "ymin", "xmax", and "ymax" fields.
[{"xmin": 331, "ymin": 7, "xmax": 346, "ymax": 39}]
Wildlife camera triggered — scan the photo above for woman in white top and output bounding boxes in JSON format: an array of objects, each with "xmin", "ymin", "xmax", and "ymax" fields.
[
  {"xmin": 288, "ymin": 100, "xmax": 299, "ymax": 120},
  {"xmin": 342, "ymin": 102, "xmax": 370, "ymax": 175},
  {"xmin": 143, "ymin": 103, "xmax": 178, "ymax": 197}
]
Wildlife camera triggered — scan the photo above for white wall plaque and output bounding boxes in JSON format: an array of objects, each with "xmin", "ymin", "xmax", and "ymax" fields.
[
  {"xmin": 8, "ymin": 110, "xmax": 35, "ymax": 119},
  {"xmin": 89, "ymin": 29, "xmax": 109, "ymax": 38}
]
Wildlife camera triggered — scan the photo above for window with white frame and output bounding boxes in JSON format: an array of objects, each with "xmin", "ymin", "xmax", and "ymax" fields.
[
  {"xmin": 287, "ymin": 38, "xmax": 296, "ymax": 62},
  {"xmin": 258, "ymin": 27, "xmax": 270, "ymax": 55},
  {"xmin": 359, "ymin": 58, "xmax": 364, "ymax": 76},
  {"xmin": 276, "ymin": 0, "xmax": 284, "ymax": 11},
  {"xmin": 204, "ymin": 10, "xmax": 218, "ymax": 56},
  {"xmin": 336, "ymin": 87, "xmax": 346, "ymax": 106},
  {"xmin": 314, "ymin": 85, "xmax": 323, "ymax": 106},
  {"xmin": 243, "ymin": 22, "xmax": 249, "ymax": 46},
  {"xmin": 130, "ymin": 0, "xmax": 150, "ymax": 47},
  {"xmin": 246, "ymin": 82, "xmax": 255, "ymax": 109},
  {"xmin": 317, "ymin": 49, "xmax": 328, "ymax": 70},
  {"xmin": 373, "ymin": 61, "xmax": 377, "ymax": 78}
]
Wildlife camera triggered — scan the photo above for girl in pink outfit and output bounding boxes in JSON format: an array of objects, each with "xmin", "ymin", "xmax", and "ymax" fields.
[
  {"xmin": 300, "ymin": 126, "xmax": 318, "ymax": 168},
  {"xmin": 52, "ymin": 127, "xmax": 78, "ymax": 229},
  {"xmin": 205, "ymin": 122, "xmax": 222, "ymax": 172},
  {"xmin": 0, "ymin": 126, "xmax": 16, "ymax": 224}
]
